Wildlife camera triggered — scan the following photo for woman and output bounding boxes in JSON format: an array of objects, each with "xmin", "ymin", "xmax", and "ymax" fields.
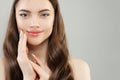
[{"xmin": 0, "ymin": 0, "xmax": 91, "ymax": 80}]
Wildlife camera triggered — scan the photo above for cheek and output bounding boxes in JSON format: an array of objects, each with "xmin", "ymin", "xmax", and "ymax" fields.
[
  {"xmin": 41, "ymin": 18, "xmax": 54, "ymax": 30},
  {"xmin": 40, "ymin": 19, "xmax": 54, "ymax": 38},
  {"xmin": 42, "ymin": 21, "xmax": 53, "ymax": 36},
  {"xmin": 16, "ymin": 18, "xmax": 29, "ymax": 31}
]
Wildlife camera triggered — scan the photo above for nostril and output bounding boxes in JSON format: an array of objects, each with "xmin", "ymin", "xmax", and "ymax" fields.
[{"xmin": 30, "ymin": 26, "xmax": 40, "ymax": 28}]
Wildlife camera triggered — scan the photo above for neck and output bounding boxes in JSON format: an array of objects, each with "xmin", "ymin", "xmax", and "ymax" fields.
[{"xmin": 28, "ymin": 40, "xmax": 48, "ymax": 65}]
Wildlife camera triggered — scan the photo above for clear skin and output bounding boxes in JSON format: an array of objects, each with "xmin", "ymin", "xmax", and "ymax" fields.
[
  {"xmin": 0, "ymin": 0, "xmax": 91, "ymax": 80},
  {"xmin": 16, "ymin": 0, "xmax": 54, "ymax": 80}
]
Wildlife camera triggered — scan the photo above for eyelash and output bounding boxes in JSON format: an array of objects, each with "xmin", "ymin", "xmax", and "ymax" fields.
[
  {"xmin": 20, "ymin": 13, "xmax": 28, "ymax": 17},
  {"xmin": 19, "ymin": 13, "xmax": 50, "ymax": 18},
  {"xmin": 40, "ymin": 13, "xmax": 50, "ymax": 17}
]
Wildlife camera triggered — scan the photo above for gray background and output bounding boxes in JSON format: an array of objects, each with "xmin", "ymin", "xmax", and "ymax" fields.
[{"xmin": 0, "ymin": 0, "xmax": 120, "ymax": 80}]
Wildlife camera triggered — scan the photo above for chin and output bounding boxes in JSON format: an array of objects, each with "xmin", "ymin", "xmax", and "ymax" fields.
[
  {"xmin": 27, "ymin": 39, "xmax": 48, "ymax": 47},
  {"xmin": 27, "ymin": 41, "xmax": 42, "ymax": 46}
]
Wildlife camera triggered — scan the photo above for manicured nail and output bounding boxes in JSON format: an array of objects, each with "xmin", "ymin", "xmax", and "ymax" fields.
[
  {"xmin": 31, "ymin": 54, "xmax": 40, "ymax": 66},
  {"xmin": 31, "ymin": 54, "xmax": 37, "ymax": 60},
  {"xmin": 32, "ymin": 54, "xmax": 36, "ymax": 57},
  {"xmin": 20, "ymin": 30, "xmax": 22, "ymax": 38}
]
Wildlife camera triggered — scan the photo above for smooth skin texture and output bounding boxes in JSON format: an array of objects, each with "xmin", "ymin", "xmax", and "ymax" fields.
[
  {"xmin": 0, "ymin": 0, "xmax": 91, "ymax": 80},
  {"xmin": 17, "ymin": 30, "xmax": 50, "ymax": 80},
  {"xmin": 15, "ymin": 0, "xmax": 54, "ymax": 66},
  {"xmin": 0, "ymin": 55, "xmax": 91, "ymax": 80},
  {"xmin": 16, "ymin": 0, "xmax": 54, "ymax": 46}
]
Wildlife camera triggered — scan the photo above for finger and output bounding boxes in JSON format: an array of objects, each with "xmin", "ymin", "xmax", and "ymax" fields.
[
  {"xmin": 18, "ymin": 30, "xmax": 24, "ymax": 56},
  {"xmin": 18, "ymin": 30, "xmax": 23, "ymax": 45},
  {"xmin": 22, "ymin": 32, "xmax": 27, "ymax": 51},
  {"xmin": 19, "ymin": 30, "xmax": 22, "ymax": 38},
  {"xmin": 18, "ymin": 30, "xmax": 25, "ymax": 54},
  {"xmin": 31, "ymin": 54, "xmax": 44, "ymax": 68},
  {"xmin": 18, "ymin": 27, "xmax": 22, "ymax": 33},
  {"xmin": 30, "ymin": 61, "xmax": 49, "ymax": 78},
  {"xmin": 18, "ymin": 30, "xmax": 24, "ymax": 47},
  {"xmin": 31, "ymin": 54, "xmax": 40, "ymax": 66},
  {"xmin": 17, "ymin": 30, "xmax": 28, "ymax": 61},
  {"xmin": 30, "ymin": 61, "xmax": 50, "ymax": 80}
]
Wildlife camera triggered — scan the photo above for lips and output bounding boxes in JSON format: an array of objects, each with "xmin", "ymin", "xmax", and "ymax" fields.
[{"xmin": 27, "ymin": 30, "xmax": 43, "ymax": 37}]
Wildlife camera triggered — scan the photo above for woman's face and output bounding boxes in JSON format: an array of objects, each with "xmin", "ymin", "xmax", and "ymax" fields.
[{"xmin": 15, "ymin": 0, "xmax": 54, "ymax": 46}]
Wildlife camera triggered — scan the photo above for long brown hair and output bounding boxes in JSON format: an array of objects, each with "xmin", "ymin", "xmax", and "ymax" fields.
[{"xmin": 3, "ymin": 0, "xmax": 74, "ymax": 80}]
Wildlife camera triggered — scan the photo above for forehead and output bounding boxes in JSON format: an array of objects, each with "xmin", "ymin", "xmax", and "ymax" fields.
[{"xmin": 16, "ymin": 0, "xmax": 54, "ymax": 12}]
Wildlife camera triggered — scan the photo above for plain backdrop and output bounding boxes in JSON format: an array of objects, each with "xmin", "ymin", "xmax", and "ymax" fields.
[{"xmin": 0, "ymin": 0, "xmax": 120, "ymax": 80}]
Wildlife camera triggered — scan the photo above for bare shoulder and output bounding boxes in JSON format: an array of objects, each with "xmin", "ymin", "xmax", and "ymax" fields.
[
  {"xmin": 0, "ymin": 57, "xmax": 5, "ymax": 80},
  {"xmin": 69, "ymin": 58, "xmax": 91, "ymax": 80}
]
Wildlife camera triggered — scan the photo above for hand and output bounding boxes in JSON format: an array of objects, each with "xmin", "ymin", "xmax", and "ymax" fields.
[
  {"xmin": 17, "ymin": 30, "xmax": 50, "ymax": 80},
  {"xmin": 30, "ymin": 54, "xmax": 50, "ymax": 80},
  {"xmin": 17, "ymin": 30, "xmax": 36, "ymax": 80}
]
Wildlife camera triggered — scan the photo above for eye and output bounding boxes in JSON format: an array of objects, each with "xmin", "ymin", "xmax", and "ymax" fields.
[
  {"xmin": 20, "ymin": 13, "xmax": 28, "ymax": 17},
  {"xmin": 40, "ymin": 13, "xmax": 50, "ymax": 17}
]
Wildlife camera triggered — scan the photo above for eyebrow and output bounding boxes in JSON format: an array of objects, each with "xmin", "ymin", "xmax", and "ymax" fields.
[{"xmin": 19, "ymin": 9, "xmax": 50, "ymax": 13}]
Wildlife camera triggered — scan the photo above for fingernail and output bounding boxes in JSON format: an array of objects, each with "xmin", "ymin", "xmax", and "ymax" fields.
[
  {"xmin": 32, "ymin": 54, "xmax": 35, "ymax": 57},
  {"xmin": 31, "ymin": 54, "xmax": 37, "ymax": 61},
  {"xmin": 31, "ymin": 54, "xmax": 36, "ymax": 59},
  {"xmin": 30, "ymin": 61, "xmax": 34, "ymax": 64},
  {"xmin": 20, "ymin": 30, "xmax": 22, "ymax": 38}
]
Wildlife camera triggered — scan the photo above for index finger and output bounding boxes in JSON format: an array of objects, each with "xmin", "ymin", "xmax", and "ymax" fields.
[{"xmin": 17, "ymin": 30, "xmax": 28, "ymax": 60}]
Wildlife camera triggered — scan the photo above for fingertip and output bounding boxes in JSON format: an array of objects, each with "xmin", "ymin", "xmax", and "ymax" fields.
[
  {"xmin": 31, "ymin": 54, "xmax": 37, "ymax": 62},
  {"xmin": 23, "ymin": 32, "xmax": 27, "ymax": 40},
  {"xmin": 31, "ymin": 54, "xmax": 40, "ymax": 66},
  {"xmin": 31, "ymin": 54, "xmax": 38, "ymax": 62},
  {"xmin": 19, "ymin": 30, "xmax": 22, "ymax": 38},
  {"xmin": 31, "ymin": 54, "xmax": 36, "ymax": 58}
]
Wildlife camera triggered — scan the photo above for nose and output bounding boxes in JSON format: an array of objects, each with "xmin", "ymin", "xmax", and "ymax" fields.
[{"xmin": 30, "ymin": 16, "xmax": 40, "ymax": 28}]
